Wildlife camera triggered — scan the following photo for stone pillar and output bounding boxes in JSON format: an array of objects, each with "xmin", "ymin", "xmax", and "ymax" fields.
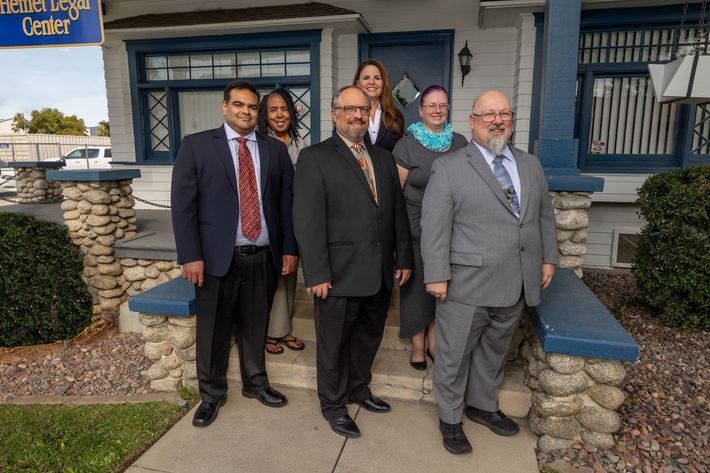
[
  {"xmin": 7, "ymin": 163, "xmax": 63, "ymax": 203},
  {"xmin": 521, "ymin": 320, "xmax": 626, "ymax": 452},
  {"xmin": 551, "ymin": 191, "xmax": 592, "ymax": 277},
  {"xmin": 46, "ymin": 169, "xmax": 141, "ymax": 313},
  {"xmin": 121, "ymin": 259, "xmax": 183, "ymax": 296},
  {"xmin": 139, "ymin": 313, "xmax": 198, "ymax": 392}
]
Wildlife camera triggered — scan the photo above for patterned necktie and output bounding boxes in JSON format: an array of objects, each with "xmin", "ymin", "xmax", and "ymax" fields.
[
  {"xmin": 493, "ymin": 155, "xmax": 520, "ymax": 215},
  {"xmin": 352, "ymin": 144, "xmax": 376, "ymax": 201},
  {"xmin": 236, "ymin": 137, "xmax": 261, "ymax": 241}
]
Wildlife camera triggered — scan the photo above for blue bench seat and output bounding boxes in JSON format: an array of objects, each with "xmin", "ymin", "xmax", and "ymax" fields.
[
  {"xmin": 128, "ymin": 277, "xmax": 195, "ymax": 317},
  {"xmin": 529, "ymin": 268, "xmax": 639, "ymax": 362}
]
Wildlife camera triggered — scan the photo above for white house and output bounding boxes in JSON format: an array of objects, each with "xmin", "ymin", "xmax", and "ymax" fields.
[{"xmin": 99, "ymin": 0, "xmax": 710, "ymax": 268}]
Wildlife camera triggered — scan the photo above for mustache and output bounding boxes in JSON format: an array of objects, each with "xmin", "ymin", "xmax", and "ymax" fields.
[
  {"xmin": 488, "ymin": 124, "xmax": 506, "ymax": 132},
  {"xmin": 348, "ymin": 119, "xmax": 366, "ymax": 125}
]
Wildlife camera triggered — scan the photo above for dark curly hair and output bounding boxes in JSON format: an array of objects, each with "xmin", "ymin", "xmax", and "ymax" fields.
[{"xmin": 257, "ymin": 88, "xmax": 300, "ymax": 144}]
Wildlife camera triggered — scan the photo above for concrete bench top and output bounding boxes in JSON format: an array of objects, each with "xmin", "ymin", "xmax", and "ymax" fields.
[
  {"xmin": 530, "ymin": 268, "xmax": 640, "ymax": 362},
  {"xmin": 45, "ymin": 169, "xmax": 141, "ymax": 182},
  {"xmin": 128, "ymin": 277, "xmax": 194, "ymax": 317},
  {"xmin": 6, "ymin": 161, "xmax": 65, "ymax": 168}
]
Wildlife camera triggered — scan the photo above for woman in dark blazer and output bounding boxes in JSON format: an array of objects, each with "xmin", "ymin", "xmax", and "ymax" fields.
[{"xmin": 353, "ymin": 59, "xmax": 405, "ymax": 152}]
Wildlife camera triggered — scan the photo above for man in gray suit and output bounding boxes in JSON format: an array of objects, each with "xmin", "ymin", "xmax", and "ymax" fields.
[{"xmin": 420, "ymin": 90, "xmax": 558, "ymax": 454}]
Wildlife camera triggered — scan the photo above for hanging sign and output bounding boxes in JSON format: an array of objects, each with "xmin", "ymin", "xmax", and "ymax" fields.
[
  {"xmin": 0, "ymin": 0, "xmax": 104, "ymax": 49},
  {"xmin": 649, "ymin": 54, "xmax": 710, "ymax": 104}
]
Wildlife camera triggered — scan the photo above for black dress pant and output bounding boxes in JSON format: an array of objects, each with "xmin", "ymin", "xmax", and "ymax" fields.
[
  {"xmin": 194, "ymin": 246, "xmax": 277, "ymax": 402},
  {"xmin": 314, "ymin": 282, "xmax": 392, "ymax": 420}
]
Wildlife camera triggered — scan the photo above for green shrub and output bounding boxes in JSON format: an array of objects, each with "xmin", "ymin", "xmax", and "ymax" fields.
[
  {"xmin": 0, "ymin": 213, "xmax": 92, "ymax": 346},
  {"xmin": 632, "ymin": 165, "xmax": 710, "ymax": 330}
]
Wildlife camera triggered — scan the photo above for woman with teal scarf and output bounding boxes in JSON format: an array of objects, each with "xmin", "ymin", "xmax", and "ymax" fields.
[{"xmin": 393, "ymin": 85, "xmax": 468, "ymax": 370}]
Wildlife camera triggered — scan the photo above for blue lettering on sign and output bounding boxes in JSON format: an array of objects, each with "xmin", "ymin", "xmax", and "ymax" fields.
[
  {"xmin": 0, "ymin": 0, "xmax": 104, "ymax": 48},
  {"xmin": 0, "ymin": 144, "xmax": 9, "ymax": 149}
]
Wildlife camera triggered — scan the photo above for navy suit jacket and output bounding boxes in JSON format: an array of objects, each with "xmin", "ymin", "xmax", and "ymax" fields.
[
  {"xmin": 171, "ymin": 125, "xmax": 297, "ymax": 277},
  {"xmin": 364, "ymin": 117, "xmax": 400, "ymax": 152}
]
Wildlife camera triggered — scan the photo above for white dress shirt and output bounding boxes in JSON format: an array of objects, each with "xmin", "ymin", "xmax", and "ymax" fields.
[
  {"xmin": 368, "ymin": 104, "xmax": 382, "ymax": 144},
  {"xmin": 224, "ymin": 123, "xmax": 270, "ymax": 247},
  {"xmin": 472, "ymin": 140, "xmax": 522, "ymax": 206}
]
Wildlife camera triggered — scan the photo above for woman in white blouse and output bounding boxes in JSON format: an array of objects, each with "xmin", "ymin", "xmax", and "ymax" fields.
[{"xmin": 353, "ymin": 59, "xmax": 405, "ymax": 152}]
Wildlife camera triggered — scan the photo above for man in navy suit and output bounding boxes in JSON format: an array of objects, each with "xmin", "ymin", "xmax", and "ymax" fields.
[{"xmin": 171, "ymin": 80, "xmax": 298, "ymax": 427}]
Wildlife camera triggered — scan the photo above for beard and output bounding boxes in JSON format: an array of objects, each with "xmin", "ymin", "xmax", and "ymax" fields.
[
  {"xmin": 488, "ymin": 135, "xmax": 507, "ymax": 155},
  {"xmin": 340, "ymin": 119, "xmax": 367, "ymax": 142},
  {"xmin": 486, "ymin": 124, "xmax": 509, "ymax": 154}
]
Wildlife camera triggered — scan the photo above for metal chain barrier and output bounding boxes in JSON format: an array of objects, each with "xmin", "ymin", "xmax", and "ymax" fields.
[
  {"xmin": 129, "ymin": 194, "xmax": 172, "ymax": 209},
  {"xmin": 0, "ymin": 191, "xmax": 63, "ymax": 205}
]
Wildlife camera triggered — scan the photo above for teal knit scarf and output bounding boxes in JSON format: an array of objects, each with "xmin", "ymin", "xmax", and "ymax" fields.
[{"xmin": 407, "ymin": 122, "xmax": 454, "ymax": 152}]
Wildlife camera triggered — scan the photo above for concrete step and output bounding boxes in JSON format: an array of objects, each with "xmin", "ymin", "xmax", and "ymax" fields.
[
  {"xmin": 227, "ymin": 342, "xmax": 532, "ymax": 418},
  {"xmin": 291, "ymin": 302, "xmax": 410, "ymax": 351}
]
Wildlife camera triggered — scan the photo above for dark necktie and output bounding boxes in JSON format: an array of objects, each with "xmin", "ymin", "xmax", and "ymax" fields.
[
  {"xmin": 493, "ymin": 155, "xmax": 520, "ymax": 215},
  {"xmin": 236, "ymin": 137, "xmax": 261, "ymax": 241}
]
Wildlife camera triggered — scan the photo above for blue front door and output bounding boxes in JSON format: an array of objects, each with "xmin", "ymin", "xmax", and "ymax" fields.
[{"xmin": 359, "ymin": 31, "xmax": 454, "ymax": 128}]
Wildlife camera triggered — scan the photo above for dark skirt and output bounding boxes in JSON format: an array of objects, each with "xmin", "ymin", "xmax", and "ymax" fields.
[{"xmin": 399, "ymin": 238, "xmax": 436, "ymax": 338}]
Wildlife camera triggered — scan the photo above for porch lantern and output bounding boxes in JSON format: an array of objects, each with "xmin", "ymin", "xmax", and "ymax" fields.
[
  {"xmin": 458, "ymin": 41, "xmax": 473, "ymax": 86},
  {"xmin": 648, "ymin": 1, "xmax": 710, "ymax": 104}
]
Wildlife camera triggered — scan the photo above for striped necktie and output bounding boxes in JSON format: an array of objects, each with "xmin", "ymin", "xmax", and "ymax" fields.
[{"xmin": 493, "ymin": 154, "xmax": 520, "ymax": 215}]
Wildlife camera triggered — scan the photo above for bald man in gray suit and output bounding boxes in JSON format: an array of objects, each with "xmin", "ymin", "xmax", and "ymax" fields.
[{"xmin": 420, "ymin": 90, "xmax": 558, "ymax": 454}]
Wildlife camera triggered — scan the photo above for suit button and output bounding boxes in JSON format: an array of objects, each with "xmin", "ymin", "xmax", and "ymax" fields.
[
  {"xmin": 521, "ymin": 247, "xmax": 525, "ymax": 252},
  {"xmin": 519, "ymin": 223, "xmax": 523, "ymax": 228}
]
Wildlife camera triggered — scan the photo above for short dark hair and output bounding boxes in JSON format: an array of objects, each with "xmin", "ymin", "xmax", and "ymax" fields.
[
  {"xmin": 223, "ymin": 80, "xmax": 259, "ymax": 103},
  {"xmin": 257, "ymin": 88, "xmax": 301, "ymax": 144}
]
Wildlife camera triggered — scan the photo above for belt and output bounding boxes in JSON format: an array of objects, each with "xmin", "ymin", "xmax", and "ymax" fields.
[{"xmin": 235, "ymin": 245, "xmax": 269, "ymax": 256}]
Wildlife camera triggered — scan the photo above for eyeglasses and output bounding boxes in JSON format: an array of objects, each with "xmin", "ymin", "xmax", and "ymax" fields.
[
  {"xmin": 472, "ymin": 111, "xmax": 515, "ymax": 122},
  {"xmin": 334, "ymin": 105, "xmax": 372, "ymax": 115},
  {"xmin": 421, "ymin": 103, "xmax": 450, "ymax": 111}
]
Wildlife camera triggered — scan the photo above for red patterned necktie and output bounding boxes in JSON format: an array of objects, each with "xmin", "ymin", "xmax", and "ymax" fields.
[{"xmin": 236, "ymin": 137, "xmax": 261, "ymax": 241}]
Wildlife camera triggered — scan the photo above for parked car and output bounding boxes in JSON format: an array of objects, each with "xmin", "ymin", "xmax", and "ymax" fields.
[{"xmin": 61, "ymin": 146, "xmax": 112, "ymax": 169}]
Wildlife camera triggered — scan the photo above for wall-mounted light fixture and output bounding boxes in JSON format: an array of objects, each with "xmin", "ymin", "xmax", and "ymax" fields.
[{"xmin": 458, "ymin": 41, "xmax": 473, "ymax": 87}]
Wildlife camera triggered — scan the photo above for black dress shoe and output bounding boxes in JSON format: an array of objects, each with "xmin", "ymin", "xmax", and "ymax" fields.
[
  {"xmin": 439, "ymin": 419, "xmax": 472, "ymax": 454},
  {"xmin": 192, "ymin": 395, "xmax": 227, "ymax": 427},
  {"xmin": 355, "ymin": 395, "xmax": 391, "ymax": 413},
  {"xmin": 465, "ymin": 406, "xmax": 520, "ymax": 436},
  {"xmin": 410, "ymin": 357, "xmax": 427, "ymax": 371},
  {"xmin": 242, "ymin": 386, "xmax": 288, "ymax": 408},
  {"xmin": 329, "ymin": 414, "xmax": 361, "ymax": 438}
]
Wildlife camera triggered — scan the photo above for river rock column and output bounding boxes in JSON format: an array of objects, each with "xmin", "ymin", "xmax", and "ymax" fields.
[
  {"xmin": 139, "ymin": 313, "xmax": 198, "ymax": 392},
  {"xmin": 6, "ymin": 163, "xmax": 64, "ymax": 203},
  {"xmin": 46, "ymin": 169, "xmax": 141, "ymax": 313},
  {"xmin": 121, "ymin": 259, "xmax": 183, "ymax": 296},
  {"xmin": 521, "ymin": 319, "xmax": 626, "ymax": 452},
  {"xmin": 551, "ymin": 191, "xmax": 591, "ymax": 278}
]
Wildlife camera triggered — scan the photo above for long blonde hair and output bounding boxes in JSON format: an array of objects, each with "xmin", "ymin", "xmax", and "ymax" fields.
[{"xmin": 353, "ymin": 59, "xmax": 404, "ymax": 138}]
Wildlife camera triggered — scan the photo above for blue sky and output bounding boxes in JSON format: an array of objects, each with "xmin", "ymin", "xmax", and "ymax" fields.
[{"xmin": 0, "ymin": 46, "xmax": 107, "ymax": 127}]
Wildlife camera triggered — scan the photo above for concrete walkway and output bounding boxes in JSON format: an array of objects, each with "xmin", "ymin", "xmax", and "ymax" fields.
[{"xmin": 126, "ymin": 386, "xmax": 539, "ymax": 473}]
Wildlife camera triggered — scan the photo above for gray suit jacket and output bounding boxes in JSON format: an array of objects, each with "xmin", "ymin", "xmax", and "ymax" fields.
[{"xmin": 420, "ymin": 142, "xmax": 558, "ymax": 308}]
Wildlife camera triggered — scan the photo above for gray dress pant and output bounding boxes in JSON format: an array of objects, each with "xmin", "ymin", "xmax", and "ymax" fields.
[{"xmin": 433, "ymin": 292, "xmax": 525, "ymax": 424}]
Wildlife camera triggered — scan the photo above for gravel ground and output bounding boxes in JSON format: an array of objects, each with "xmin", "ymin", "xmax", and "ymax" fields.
[
  {"xmin": 0, "ymin": 324, "xmax": 153, "ymax": 403},
  {"xmin": 538, "ymin": 269, "xmax": 709, "ymax": 473}
]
